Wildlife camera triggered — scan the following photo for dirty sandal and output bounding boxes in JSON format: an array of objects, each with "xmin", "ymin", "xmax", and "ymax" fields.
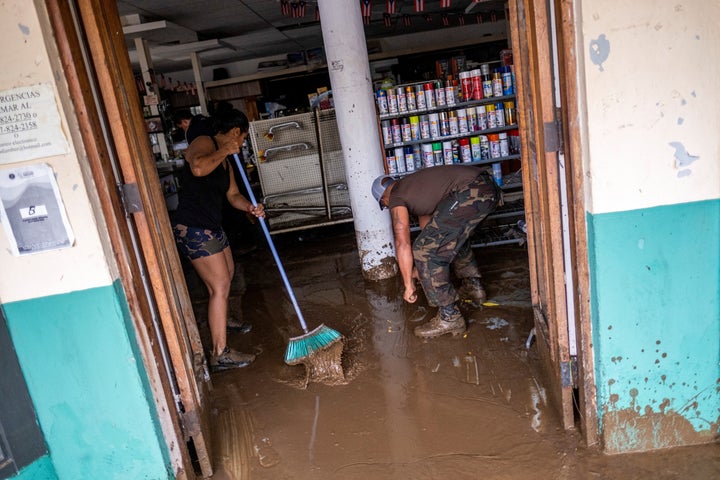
[
  {"xmin": 211, "ymin": 347, "xmax": 255, "ymax": 372},
  {"xmin": 227, "ymin": 317, "xmax": 252, "ymax": 334}
]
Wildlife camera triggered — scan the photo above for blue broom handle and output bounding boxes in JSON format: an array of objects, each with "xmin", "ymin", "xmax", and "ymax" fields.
[{"xmin": 232, "ymin": 154, "xmax": 309, "ymax": 333}]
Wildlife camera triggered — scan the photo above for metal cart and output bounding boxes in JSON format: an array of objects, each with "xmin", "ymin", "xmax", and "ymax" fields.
[{"xmin": 248, "ymin": 109, "xmax": 353, "ymax": 234}]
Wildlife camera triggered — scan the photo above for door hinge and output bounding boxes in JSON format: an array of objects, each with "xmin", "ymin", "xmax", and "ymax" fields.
[
  {"xmin": 118, "ymin": 183, "xmax": 143, "ymax": 215},
  {"xmin": 543, "ymin": 110, "xmax": 564, "ymax": 154},
  {"xmin": 560, "ymin": 356, "xmax": 578, "ymax": 388}
]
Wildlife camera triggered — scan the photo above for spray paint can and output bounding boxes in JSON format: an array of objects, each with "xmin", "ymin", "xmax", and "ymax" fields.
[
  {"xmin": 492, "ymin": 162, "xmax": 503, "ymax": 186},
  {"xmin": 409, "ymin": 116, "xmax": 421, "ymax": 141},
  {"xmin": 488, "ymin": 133, "xmax": 501, "ymax": 159},
  {"xmin": 442, "ymin": 141, "xmax": 454, "ymax": 165},
  {"xmin": 376, "ymin": 89, "xmax": 389, "ymax": 114},
  {"xmin": 499, "ymin": 132, "xmax": 510, "ymax": 157},
  {"xmin": 386, "ymin": 150, "xmax": 397, "ymax": 174},
  {"xmin": 492, "ymin": 72, "xmax": 504, "ymax": 98},
  {"xmin": 457, "ymin": 108, "xmax": 468, "ymax": 134},
  {"xmin": 420, "ymin": 114, "xmax": 431, "ymax": 139},
  {"xmin": 471, "ymin": 69, "xmax": 483, "ymax": 101},
  {"xmin": 432, "ymin": 142, "xmax": 443, "ymax": 166},
  {"xmin": 422, "ymin": 143, "xmax": 435, "ymax": 168},
  {"xmin": 467, "ymin": 106, "xmax": 478, "ymax": 131},
  {"xmin": 482, "ymin": 74, "xmax": 493, "ymax": 98},
  {"xmin": 404, "ymin": 146, "xmax": 416, "ymax": 172},
  {"xmin": 424, "ymin": 82, "xmax": 436, "ymax": 109},
  {"xmin": 428, "ymin": 113, "xmax": 440, "ymax": 139},
  {"xmin": 435, "ymin": 80, "xmax": 446, "ymax": 108},
  {"xmin": 406, "ymin": 85, "xmax": 417, "ymax": 112},
  {"xmin": 479, "ymin": 135, "xmax": 490, "ymax": 160},
  {"xmin": 381, "ymin": 120, "xmax": 392, "ymax": 145},
  {"xmin": 459, "ymin": 138, "xmax": 472, "ymax": 163},
  {"xmin": 476, "ymin": 105, "xmax": 488, "ymax": 130},
  {"xmin": 470, "ymin": 136, "xmax": 482, "ymax": 161},
  {"xmin": 401, "ymin": 117, "xmax": 412, "ymax": 142},
  {"xmin": 439, "ymin": 111, "xmax": 450, "ymax": 137},
  {"xmin": 448, "ymin": 110, "xmax": 459, "ymax": 136},
  {"xmin": 460, "ymin": 71, "xmax": 473, "ymax": 102},
  {"xmin": 394, "ymin": 147, "xmax": 406, "ymax": 173},
  {"xmin": 387, "ymin": 88, "xmax": 398, "ymax": 114},
  {"xmin": 494, "ymin": 102, "xmax": 506, "ymax": 127},
  {"xmin": 391, "ymin": 118, "xmax": 402, "ymax": 144},
  {"xmin": 397, "ymin": 86, "xmax": 407, "ymax": 114},
  {"xmin": 415, "ymin": 84, "xmax": 427, "ymax": 111},
  {"xmin": 486, "ymin": 104, "xmax": 497, "ymax": 129}
]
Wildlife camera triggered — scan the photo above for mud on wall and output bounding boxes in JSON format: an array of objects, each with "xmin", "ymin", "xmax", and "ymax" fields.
[{"xmin": 578, "ymin": 1, "xmax": 720, "ymax": 453}]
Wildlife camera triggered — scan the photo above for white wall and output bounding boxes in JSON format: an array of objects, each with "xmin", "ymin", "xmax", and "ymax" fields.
[
  {"xmin": 0, "ymin": 3, "xmax": 114, "ymax": 303},
  {"xmin": 578, "ymin": 0, "xmax": 720, "ymax": 215}
]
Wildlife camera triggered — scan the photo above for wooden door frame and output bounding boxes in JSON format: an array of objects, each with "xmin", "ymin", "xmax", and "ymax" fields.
[
  {"xmin": 508, "ymin": 0, "xmax": 597, "ymax": 442},
  {"xmin": 45, "ymin": 0, "xmax": 215, "ymax": 475}
]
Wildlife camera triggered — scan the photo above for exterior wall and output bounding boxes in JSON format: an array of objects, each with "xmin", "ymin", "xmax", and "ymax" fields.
[
  {"xmin": 0, "ymin": 2, "xmax": 172, "ymax": 478},
  {"xmin": 576, "ymin": 0, "xmax": 720, "ymax": 452}
]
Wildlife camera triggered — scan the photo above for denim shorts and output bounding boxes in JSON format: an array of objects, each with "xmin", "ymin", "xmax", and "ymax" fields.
[{"xmin": 173, "ymin": 224, "xmax": 229, "ymax": 260}]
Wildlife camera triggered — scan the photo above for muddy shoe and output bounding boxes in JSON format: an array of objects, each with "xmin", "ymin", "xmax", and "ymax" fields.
[
  {"xmin": 414, "ymin": 306, "xmax": 466, "ymax": 338},
  {"xmin": 458, "ymin": 277, "xmax": 487, "ymax": 307},
  {"xmin": 211, "ymin": 347, "xmax": 255, "ymax": 372},
  {"xmin": 227, "ymin": 317, "xmax": 252, "ymax": 334}
]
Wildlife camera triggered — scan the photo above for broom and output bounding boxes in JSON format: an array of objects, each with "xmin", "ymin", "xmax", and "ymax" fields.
[{"xmin": 231, "ymin": 154, "xmax": 343, "ymax": 365}]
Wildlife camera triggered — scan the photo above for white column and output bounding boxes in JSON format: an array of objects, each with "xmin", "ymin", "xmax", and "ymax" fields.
[
  {"xmin": 190, "ymin": 52, "xmax": 208, "ymax": 115},
  {"xmin": 318, "ymin": 0, "xmax": 397, "ymax": 281}
]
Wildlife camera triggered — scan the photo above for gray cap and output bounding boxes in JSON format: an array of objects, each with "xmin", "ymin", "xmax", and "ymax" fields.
[{"xmin": 371, "ymin": 175, "xmax": 395, "ymax": 210}]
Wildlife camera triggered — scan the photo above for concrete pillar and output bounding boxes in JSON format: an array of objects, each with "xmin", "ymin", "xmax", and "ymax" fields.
[{"xmin": 318, "ymin": 0, "xmax": 397, "ymax": 281}]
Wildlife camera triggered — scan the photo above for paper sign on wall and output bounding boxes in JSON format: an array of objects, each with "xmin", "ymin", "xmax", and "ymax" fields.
[
  {"xmin": 0, "ymin": 83, "xmax": 70, "ymax": 164},
  {"xmin": 0, "ymin": 163, "xmax": 74, "ymax": 255}
]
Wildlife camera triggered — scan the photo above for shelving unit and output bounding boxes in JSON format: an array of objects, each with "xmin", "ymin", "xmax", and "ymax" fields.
[{"xmin": 375, "ymin": 64, "xmax": 526, "ymax": 248}]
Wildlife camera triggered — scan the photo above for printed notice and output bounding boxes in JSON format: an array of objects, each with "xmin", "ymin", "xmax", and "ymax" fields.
[
  {"xmin": 0, "ymin": 163, "xmax": 74, "ymax": 255},
  {"xmin": 0, "ymin": 83, "xmax": 69, "ymax": 164}
]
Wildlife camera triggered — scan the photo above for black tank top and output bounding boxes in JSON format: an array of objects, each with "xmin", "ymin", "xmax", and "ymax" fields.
[{"xmin": 172, "ymin": 137, "xmax": 230, "ymax": 229}]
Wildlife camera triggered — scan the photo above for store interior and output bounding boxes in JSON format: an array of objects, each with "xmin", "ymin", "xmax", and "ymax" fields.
[{"xmin": 112, "ymin": 1, "xmax": 719, "ymax": 478}]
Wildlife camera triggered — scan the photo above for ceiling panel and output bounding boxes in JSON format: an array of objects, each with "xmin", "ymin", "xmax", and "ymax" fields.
[{"xmin": 118, "ymin": 0, "xmax": 506, "ymax": 72}]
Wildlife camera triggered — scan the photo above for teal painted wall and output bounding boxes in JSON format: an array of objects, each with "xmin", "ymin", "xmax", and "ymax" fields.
[
  {"xmin": 2, "ymin": 282, "xmax": 173, "ymax": 479},
  {"xmin": 587, "ymin": 199, "xmax": 720, "ymax": 452},
  {"xmin": 11, "ymin": 454, "xmax": 57, "ymax": 480}
]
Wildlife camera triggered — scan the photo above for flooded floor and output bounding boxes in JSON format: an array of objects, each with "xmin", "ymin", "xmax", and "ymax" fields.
[{"xmin": 187, "ymin": 226, "xmax": 719, "ymax": 480}]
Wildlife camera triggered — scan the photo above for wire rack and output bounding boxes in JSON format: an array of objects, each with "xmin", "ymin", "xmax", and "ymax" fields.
[{"xmin": 248, "ymin": 109, "xmax": 353, "ymax": 233}]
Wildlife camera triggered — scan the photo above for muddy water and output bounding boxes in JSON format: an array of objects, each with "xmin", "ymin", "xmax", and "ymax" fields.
[{"xmin": 201, "ymin": 229, "xmax": 719, "ymax": 480}]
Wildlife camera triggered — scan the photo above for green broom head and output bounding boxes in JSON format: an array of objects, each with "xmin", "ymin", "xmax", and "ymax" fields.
[{"xmin": 285, "ymin": 324, "xmax": 343, "ymax": 365}]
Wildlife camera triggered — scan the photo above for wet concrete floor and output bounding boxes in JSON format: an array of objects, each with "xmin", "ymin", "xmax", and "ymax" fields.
[{"xmin": 187, "ymin": 226, "xmax": 719, "ymax": 480}]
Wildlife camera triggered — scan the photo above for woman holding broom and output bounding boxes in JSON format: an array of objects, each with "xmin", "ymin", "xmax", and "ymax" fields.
[{"xmin": 172, "ymin": 107, "xmax": 265, "ymax": 372}]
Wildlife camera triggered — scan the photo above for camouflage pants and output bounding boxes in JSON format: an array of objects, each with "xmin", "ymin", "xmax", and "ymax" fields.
[{"xmin": 413, "ymin": 175, "xmax": 499, "ymax": 307}]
